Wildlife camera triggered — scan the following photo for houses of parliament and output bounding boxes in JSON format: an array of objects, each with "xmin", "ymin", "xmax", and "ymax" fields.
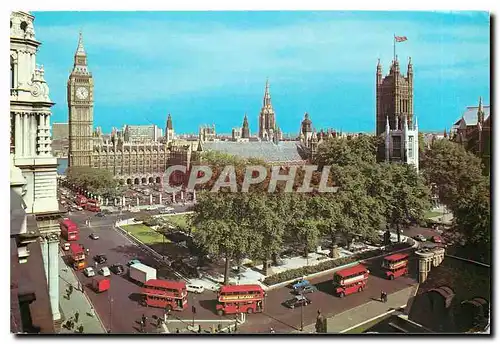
[{"xmin": 68, "ymin": 33, "xmax": 419, "ymax": 184}]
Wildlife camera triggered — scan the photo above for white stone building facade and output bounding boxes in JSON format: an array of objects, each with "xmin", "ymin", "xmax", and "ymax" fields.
[{"xmin": 10, "ymin": 11, "xmax": 62, "ymax": 322}]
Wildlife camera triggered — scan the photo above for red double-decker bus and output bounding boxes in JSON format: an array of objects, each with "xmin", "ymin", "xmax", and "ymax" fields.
[
  {"xmin": 76, "ymin": 194, "xmax": 88, "ymax": 207},
  {"xmin": 333, "ymin": 264, "xmax": 370, "ymax": 298},
  {"xmin": 86, "ymin": 199, "xmax": 101, "ymax": 212},
  {"xmin": 216, "ymin": 284, "xmax": 265, "ymax": 315},
  {"xmin": 141, "ymin": 279, "xmax": 188, "ymax": 311},
  {"xmin": 60, "ymin": 218, "xmax": 79, "ymax": 241},
  {"xmin": 382, "ymin": 253, "xmax": 409, "ymax": 280},
  {"xmin": 69, "ymin": 243, "xmax": 86, "ymax": 270}
]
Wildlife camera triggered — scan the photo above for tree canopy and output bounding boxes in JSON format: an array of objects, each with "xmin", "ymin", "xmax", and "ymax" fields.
[{"xmin": 66, "ymin": 166, "xmax": 118, "ymax": 196}]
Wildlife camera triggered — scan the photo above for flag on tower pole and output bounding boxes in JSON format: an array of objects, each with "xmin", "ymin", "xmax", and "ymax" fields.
[{"xmin": 393, "ymin": 35, "xmax": 408, "ymax": 61}]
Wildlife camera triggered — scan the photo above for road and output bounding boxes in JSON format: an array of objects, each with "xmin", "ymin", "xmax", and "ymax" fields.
[
  {"xmin": 63, "ymin": 208, "xmax": 232, "ymax": 333},
  {"xmin": 238, "ymin": 254, "xmax": 417, "ymax": 333},
  {"xmin": 59, "ymin": 188, "xmax": 437, "ymax": 334}
]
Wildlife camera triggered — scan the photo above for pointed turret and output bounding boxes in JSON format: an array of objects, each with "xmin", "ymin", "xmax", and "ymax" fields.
[
  {"xmin": 242, "ymin": 113, "xmax": 250, "ymax": 138},
  {"xmin": 414, "ymin": 115, "xmax": 418, "ymax": 131},
  {"xmin": 407, "ymin": 56, "xmax": 413, "ymax": 75},
  {"xmin": 263, "ymin": 78, "xmax": 272, "ymax": 108},
  {"xmin": 76, "ymin": 31, "xmax": 86, "ymax": 56},
  {"xmin": 72, "ymin": 31, "xmax": 90, "ymax": 74},
  {"xmin": 443, "ymin": 128, "xmax": 448, "ymax": 138},
  {"xmin": 477, "ymin": 97, "xmax": 484, "ymax": 124},
  {"xmin": 377, "ymin": 58, "xmax": 383, "ymax": 85},
  {"xmin": 166, "ymin": 113, "xmax": 173, "ymax": 129}
]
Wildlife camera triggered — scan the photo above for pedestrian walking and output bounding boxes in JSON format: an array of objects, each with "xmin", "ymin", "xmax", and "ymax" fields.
[
  {"xmin": 141, "ymin": 314, "xmax": 147, "ymax": 325},
  {"xmin": 176, "ymin": 328, "xmax": 180, "ymax": 333},
  {"xmin": 380, "ymin": 291, "xmax": 385, "ymax": 303},
  {"xmin": 198, "ymin": 325, "xmax": 202, "ymax": 333},
  {"xmin": 270, "ymin": 327, "xmax": 275, "ymax": 334},
  {"xmin": 77, "ymin": 325, "xmax": 84, "ymax": 333},
  {"xmin": 68, "ymin": 285, "xmax": 74, "ymax": 294},
  {"xmin": 94, "ymin": 261, "xmax": 98, "ymax": 268},
  {"xmin": 384, "ymin": 291, "xmax": 388, "ymax": 303},
  {"xmin": 156, "ymin": 317, "xmax": 162, "ymax": 328},
  {"xmin": 74, "ymin": 311, "xmax": 80, "ymax": 323}
]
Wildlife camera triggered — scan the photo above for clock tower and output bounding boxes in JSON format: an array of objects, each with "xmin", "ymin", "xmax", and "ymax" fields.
[{"xmin": 68, "ymin": 31, "xmax": 94, "ymax": 168}]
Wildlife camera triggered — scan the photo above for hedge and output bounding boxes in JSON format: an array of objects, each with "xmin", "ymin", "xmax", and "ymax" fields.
[{"xmin": 262, "ymin": 243, "xmax": 411, "ymax": 286}]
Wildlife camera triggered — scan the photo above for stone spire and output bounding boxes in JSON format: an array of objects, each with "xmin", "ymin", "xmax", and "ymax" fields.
[
  {"xmin": 242, "ymin": 113, "xmax": 250, "ymax": 138},
  {"xmin": 263, "ymin": 78, "xmax": 272, "ymax": 108},
  {"xmin": 166, "ymin": 113, "xmax": 173, "ymax": 130},
  {"xmin": 76, "ymin": 30, "xmax": 86, "ymax": 56},
  {"xmin": 477, "ymin": 97, "xmax": 484, "ymax": 124}
]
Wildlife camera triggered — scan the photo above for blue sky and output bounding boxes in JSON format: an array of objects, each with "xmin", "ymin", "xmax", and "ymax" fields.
[{"xmin": 33, "ymin": 11, "xmax": 490, "ymax": 135}]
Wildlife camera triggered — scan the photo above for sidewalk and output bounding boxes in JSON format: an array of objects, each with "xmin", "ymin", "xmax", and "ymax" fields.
[
  {"xmin": 58, "ymin": 255, "xmax": 106, "ymax": 334},
  {"xmin": 297, "ymin": 285, "xmax": 417, "ymax": 333}
]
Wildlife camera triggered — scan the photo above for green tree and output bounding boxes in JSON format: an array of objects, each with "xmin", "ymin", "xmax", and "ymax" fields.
[
  {"xmin": 191, "ymin": 192, "xmax": 254, "ymax": 285},
  {"xmin": 383, "ymin": 164, "xmax": 431, "ymax": 242},
  {"xmin": 421, "ymin": 139, "xmax": 484, "ymax": 207},
  {"xmin": 66, "ymin": 166, "xmax": 118, "ymax": 195}
]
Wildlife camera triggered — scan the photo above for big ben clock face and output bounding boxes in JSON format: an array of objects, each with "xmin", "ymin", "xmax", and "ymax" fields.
[{"xmin": 76, "ymin": 87, "xmax": 89, "ymax": 100}]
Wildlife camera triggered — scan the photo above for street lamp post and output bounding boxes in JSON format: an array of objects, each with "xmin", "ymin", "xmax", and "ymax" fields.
[
  {"xmin": 300, "ymin": 291, "xmax": 304, "ymax": 332},
  {"xmin": 108, "ymin": 296, "xmax": 113, "ymax": 333}
]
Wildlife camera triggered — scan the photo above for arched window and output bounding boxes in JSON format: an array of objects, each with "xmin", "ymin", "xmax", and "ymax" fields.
[{"xmin": 20, "ymin": 21, "xmax": 28, "ymax": 32}]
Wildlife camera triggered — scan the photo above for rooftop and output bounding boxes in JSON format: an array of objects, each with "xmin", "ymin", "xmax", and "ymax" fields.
[{"xmin": 202, "ymin": 141, "xmax": 305, "ymax": 163}]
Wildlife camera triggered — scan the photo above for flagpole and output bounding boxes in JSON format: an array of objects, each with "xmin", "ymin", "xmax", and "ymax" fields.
[{"xmin": 393, "ymin": 34, "xmax": 396, "ymax": 62}]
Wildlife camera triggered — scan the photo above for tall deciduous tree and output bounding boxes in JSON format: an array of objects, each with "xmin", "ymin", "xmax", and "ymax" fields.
[
  {"xmin": 383, "ymin": 164, "xmax": 431, "ymax": 242},
  {"xmin": 66, "ymin": 166, "xmax": 117, "ymax": 195},
  {"xmin": 421, "ymin": 139, "xmax": 484, "ymax": 207}
]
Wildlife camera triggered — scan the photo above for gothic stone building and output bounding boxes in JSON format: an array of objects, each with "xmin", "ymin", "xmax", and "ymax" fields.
[
  {"xmin": 67, "ymin": 33, "xmax": 191, "ymax": 185},
  {"xmin": 376, "ymin": 57, "xmax": 419, "ymax": 171}
]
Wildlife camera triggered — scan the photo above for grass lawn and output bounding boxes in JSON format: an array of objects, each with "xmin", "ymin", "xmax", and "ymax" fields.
[
  {"xmin": 122, "ymin": 224, "xmax": 171, "ymax": 244},
  {"xmin": 344, "ymin": 314, "xmax": 392, "ymax": 334},
  {"xmin": 424, "ymin": 210, "xmax": 443, "ymax": 219},
  {"xmin": 161, "ymin": 214, "xmax": 195, "ymax": 232}
]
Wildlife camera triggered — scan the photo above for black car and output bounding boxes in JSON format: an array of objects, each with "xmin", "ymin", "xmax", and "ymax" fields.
[
  {"xmin": 95, "ymin": 212, "xmax": 105, "ymax": 217},
  {"xmin": 110, "ymin": 263, "xmax": 125, "ymax": 275},
  {"xmin": 283, "ymin": 295, "xmax": 311, "ymax": 309},
  {"xmin": 94, "ymin": 254, "xmax": 107, "ymax": 264}
]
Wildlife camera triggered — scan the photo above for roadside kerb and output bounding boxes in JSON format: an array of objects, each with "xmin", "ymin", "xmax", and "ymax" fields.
[
  {"xmin": 153, "ymin": 211, "xmax": 194, "ymax": 219},
  {"xmin": 59, "ymin": 252, "xmax": 107, "ymax": 333},
  {"xmin": 339, "ymin": 307, "xmax": 404, "ymax": 333},
  {"xmin": 264, "ymin": 241, "xmax": 418, "ymax": 291}
]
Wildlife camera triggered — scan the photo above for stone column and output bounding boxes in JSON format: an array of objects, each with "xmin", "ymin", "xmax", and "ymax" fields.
[
  {"xmin": 149, "ymin": 194, "xmax": 153, "ymax": 205},
  {"xmin": 136, "ymin": 197, "xmax": 140, "ymax": 206},
  {"xmin": 172, "ymin": 192, "xmax": 176, "ymax": 203},
  {"xmin": 105, "ymin": 198, "xmax": 109, "ymax": 206},
  {"xmin": 40, "ymin": 237, "xmax": 48, "ymax": 281},
  {"xmin": 122, "ymin": 196, "xmax": 126, "ymax": 207},
  {"xmin": 48, "ymin": 236, "xmax": 61, "ymax": 320},
  {"xmin": 193, "ymin": 189, "xmax": 197, "ymax": 202},
  {"xmin": 159, "ymin": 193, "xmax": 162, "ymax": 205},
  {"xmin": 180, "ymin": 191, "xmax": 184, "ymax": 201},
  {"xmin": 15, "ymin": 113, "xmax": 21, "ymax": 157}
]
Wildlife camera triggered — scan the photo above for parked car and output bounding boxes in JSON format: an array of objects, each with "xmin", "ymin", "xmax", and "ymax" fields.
[
  {"xmin": 83, "ymin": 267, "xmax": 96, "ymax": 277},
  {"xmin": 94, "ymin": 254, "xmax": 108, "ymax": 264},
  {"xmin": 292, "ymin": 279, "xmax": 310, "ymax": 291},
  {"xmin": 95, "ymin": 212, "xmax": 105, "ymax": 217},
  {"xmin": 127, "ymin": 259, "xmax": 141, "ymax": 266},
  {"xmin": 283, "ymin": 295, "xmax": 311, "ymax": 309},
  {"xmin": 432, "ymin": 236, "xmax": 443, "ymax": 244},
  {"xmin": 145, "ymin": 206, "xmax": 156, "ymax": 211},
  {"xmin": 110, "ymin": 263, "xmax": 125, "ymax": 275},
  {"xmin": 293, "ymin": 285, "xmax": 317, "ymax": 295},
  {"xmin": 99, "ymin": 266, "xmax": 111, "ymax": 277},
  {"xmin": 62, "ymin": 242, "xmax": 71, "ymax": 251},
  {"xmin": 186, "ymin": 284, "xmax": 205, "ymax": 294},
  {"xmin": 414, "ymin": 234, "xmax": 427, "ymax": 242},
  {"xmin": 89, "ymin": 233, "xmax": 99, "ymax": 240}
]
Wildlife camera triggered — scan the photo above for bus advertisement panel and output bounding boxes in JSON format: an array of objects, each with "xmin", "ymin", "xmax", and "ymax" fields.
[
  {"xmin": 69, "ymin": 243, "xmax": 86, "ymax": 270},
  {"xmin": 141, "ymin": 279, "xmax": 188, "ymax": 311},
  {"xmin": 333, "ymin": 264, "xmax": 369, "ymax": 298},
  {"xmin": 216, "ymin": 284, "xmax": 265, "ymax": 315}
]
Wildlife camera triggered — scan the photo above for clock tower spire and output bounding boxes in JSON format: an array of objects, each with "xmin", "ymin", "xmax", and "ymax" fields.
[{"xmin": 68, "ymin": 31, "xmax": 94, "ymax": 168}]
